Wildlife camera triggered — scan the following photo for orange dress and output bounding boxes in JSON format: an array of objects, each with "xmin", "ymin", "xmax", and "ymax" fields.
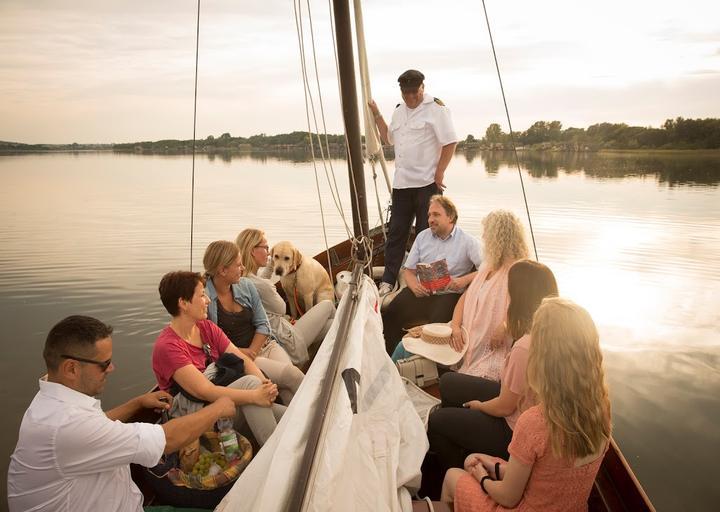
[{"xmin": 455, "ymin": 406, "xmax": 606, "ymax": 512}]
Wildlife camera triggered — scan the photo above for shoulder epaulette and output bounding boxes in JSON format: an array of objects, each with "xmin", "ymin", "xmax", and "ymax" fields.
[
  {"xmin": 434, "ymin": 97, "xmax": 445, "ymax": 106},
  {"xmin": 396, "ymin": 103, "xmax": 401, "ymax": 108}
]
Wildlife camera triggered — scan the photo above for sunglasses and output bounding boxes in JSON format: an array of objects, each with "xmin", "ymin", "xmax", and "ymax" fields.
[{"xmin": 61, "ymin": 354, "xmax": 113, "ymax": 372}]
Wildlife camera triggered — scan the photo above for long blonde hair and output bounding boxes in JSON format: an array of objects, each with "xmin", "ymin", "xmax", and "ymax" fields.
[
  {"xmin": 203, "ymin": 240, "xmax": 239, "ymax": 278},
  {"xmin": 481, "ymin": 210, "xmax": 529, "ymax": 270},
  {"xmin": 235, "ymin": 228, "xmax": 264, "ymax": 276},
  {"xmin": 528, "ymin": 298, "xmax": 611, "ymax": 460}
]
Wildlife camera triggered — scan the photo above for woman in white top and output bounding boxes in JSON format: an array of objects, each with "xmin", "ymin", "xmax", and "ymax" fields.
[{"xmin": 236, "ymin": 228, "xmax": 335, "ymax": 366}]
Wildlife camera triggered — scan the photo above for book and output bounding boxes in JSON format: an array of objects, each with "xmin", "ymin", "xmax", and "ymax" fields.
[{"xmin": 415, "ymin": 259, "xmax": 451, "ymax": 294}]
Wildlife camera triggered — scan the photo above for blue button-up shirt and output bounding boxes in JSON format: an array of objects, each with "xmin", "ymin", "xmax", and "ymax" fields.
[{"xmin": 404, "ymin": 225, "xmax": 482, "ymax": 291}]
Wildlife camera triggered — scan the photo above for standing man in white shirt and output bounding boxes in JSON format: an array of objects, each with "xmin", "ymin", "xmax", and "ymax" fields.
[
  {"xmin": 7, "ymin": 315, "xmax": 235, "ymax": 512},
  {"xmin": 369, "ymin": 69, "xmax": 458, "ymax": 296}
]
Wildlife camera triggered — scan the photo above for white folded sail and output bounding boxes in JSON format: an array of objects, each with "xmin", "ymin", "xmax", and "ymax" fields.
[{"xmin": 216, "ymin": 276, "xmax": 427, "ymax": 512}]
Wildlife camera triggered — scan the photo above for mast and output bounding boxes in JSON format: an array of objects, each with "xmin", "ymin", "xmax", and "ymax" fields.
[{"xmin": 333, "ymin": 0, "xmax": 369, "ymax": 239}]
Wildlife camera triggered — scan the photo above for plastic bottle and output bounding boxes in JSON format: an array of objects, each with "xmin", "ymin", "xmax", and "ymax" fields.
[{"xmin": 216, "ymin": 417, "xmax": 239, "ymax": 461}]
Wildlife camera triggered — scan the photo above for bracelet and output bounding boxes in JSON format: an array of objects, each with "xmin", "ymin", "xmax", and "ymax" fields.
[
  {"xmin": 495, "ymin": 461, "xmax": 501, "ymax": 480},
  {"xmin": 480, "ymin": 475, "xmax": 492, "ymax": 494},
  {"xmin": 373, "ymin": 112, "xmax": 382, "ymax": 120}
]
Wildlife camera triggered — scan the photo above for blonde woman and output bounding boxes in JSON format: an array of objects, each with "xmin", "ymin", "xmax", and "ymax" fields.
[
  {"xmin": 236, "ymin": 229, "xmax": 335, "ymax": 366},
  {"xmin": 450, "ymin": 210, "xmax": 529, "ymax": 380},
  {"xmin": 203, "ymin": 241, "xmax": 304, "ymax": 405},
  {"xmin": 441, "ymin": 298, "xmax": 612, "ymax": 511}
]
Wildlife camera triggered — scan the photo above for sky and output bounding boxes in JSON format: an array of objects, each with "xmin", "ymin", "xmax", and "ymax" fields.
[{"xmin": 0, "ymin": 0, "xmax": 718, "ymax": 144}]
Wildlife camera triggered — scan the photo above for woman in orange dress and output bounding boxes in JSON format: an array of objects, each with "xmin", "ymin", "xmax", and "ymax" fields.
[{"xmin": 441, "ymin": 298, "xmax": 612, "ymax": 511}]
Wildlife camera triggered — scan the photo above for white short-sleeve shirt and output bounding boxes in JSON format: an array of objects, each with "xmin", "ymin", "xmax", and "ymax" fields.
[
  {"xmin": 387, "ymin": 94, "xmax": 458, "ymax": 189},
  {"xmin": 8, "ymin": 380, "xmax": 166, "ymax": 512}
]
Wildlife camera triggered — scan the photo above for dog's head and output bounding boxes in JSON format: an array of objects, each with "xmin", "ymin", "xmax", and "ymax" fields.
[{"xmin": 270, "ymin": 241, "xmax": 303, "ymax": 277}]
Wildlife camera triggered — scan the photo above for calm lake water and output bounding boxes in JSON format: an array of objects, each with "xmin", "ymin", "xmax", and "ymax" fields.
[{"xmin": 1, "ymin": 150, "xmax": 719, "ymax": 510}]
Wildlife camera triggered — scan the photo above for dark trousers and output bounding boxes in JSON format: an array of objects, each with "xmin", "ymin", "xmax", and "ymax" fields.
[
  {"xmin": 381, "ymin": 287, "xmax": 460, "ymax": 354},
  {"xmin": 427, "ymin": 372, "xmax": 513, "ymax": 475},
  {"xmin": 382, "ymin": 182, "xmax": 440, "ymax": 287}
]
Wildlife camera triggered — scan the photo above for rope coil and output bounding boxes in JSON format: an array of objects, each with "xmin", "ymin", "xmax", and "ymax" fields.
[{"xmin": 351, "ymin": 236, "xmax": 373, "ymax": 270}]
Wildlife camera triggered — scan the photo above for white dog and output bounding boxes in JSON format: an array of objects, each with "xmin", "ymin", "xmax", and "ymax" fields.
[{"xmin": 270, "ymin": 241, "xmax": 335, "ymax": 318}]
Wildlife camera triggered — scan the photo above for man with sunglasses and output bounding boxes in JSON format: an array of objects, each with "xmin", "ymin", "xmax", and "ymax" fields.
[
  {"xmin": 8, "ymin": 315, "xmax": 236, "ymax": 512},
  {"xmin": 368, "ymin": 69, "xmax": 458, "ymax": 297}
]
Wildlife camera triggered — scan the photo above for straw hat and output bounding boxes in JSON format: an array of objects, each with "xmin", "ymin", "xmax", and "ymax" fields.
[{"xmin": 401, "ymin": 323, "xmax": 468, "ymax": 366}]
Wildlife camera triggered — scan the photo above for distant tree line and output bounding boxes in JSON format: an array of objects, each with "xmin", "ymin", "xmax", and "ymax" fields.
[
  {"xmin": 113, "ymin": 131, "xmax": 347, "ymax": 154},
  {"xmin": 460, "ymin": 117, "xmax": 720, "ymax": 150},
  {"xmin": 0, "ymin": 141, "xmax": 112, "ymax": 152},
  {"xmin": 4, "ymin": 118, "xmax": 718, "ymax": 154}
]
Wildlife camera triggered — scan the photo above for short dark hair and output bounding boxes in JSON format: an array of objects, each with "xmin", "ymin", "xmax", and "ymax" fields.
[
  {"xmin": 398, "ymin": 69, "xmax": 424, "ymax": 91},
  {"xmin": 44, "ymin": 315, "xmax": 113, "ymax": 371},
  {"xmin": 507, "ymin": 260, "xmax": 559, "ymax": 341},
  {"xmin": 159, "ymin": 271, "xmax": 205, "ymax": 317}
]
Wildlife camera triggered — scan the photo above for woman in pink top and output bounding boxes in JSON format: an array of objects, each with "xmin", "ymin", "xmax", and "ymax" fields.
[
  {"xmin": 441, "ymin": 298, "xmax": 612, "ymax": 512},
  {"xmin": 152, "ymin": 271, "xmax": 284, "ymax": 446},
  {"xmin": 427, "ymin": 261, "xmax": 558, "ymax": 475},
  {"xmin": 451, "ymin": 210, "xmax": 529, "ymax": 380}
]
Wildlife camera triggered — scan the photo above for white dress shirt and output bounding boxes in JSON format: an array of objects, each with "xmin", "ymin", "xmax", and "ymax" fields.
[
  {"xmin": 8, "ymin": 380, "xmax": 165, "ymax": 512},
  {"xmin": 387, "ymin": 94, "xmax": 458, "ymax": 189}
]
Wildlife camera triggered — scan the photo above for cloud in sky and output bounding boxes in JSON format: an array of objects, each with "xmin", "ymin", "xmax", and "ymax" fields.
[{"xmin": 0, "ymin": 0, "xmax": 718, "ymax": 143}]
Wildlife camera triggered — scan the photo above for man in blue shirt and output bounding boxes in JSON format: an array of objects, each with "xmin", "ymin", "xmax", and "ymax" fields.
[{"xmin": 381, "ymin": 195, "xmax": 482, "ymax": 353}]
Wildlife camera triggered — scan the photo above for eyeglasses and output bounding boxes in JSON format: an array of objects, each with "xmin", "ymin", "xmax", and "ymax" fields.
[
  {"xmin": 60, "ymin": 354, "xmax": 113, "ymax": 372},
  {"xmin": 254, "ymin": 245, "xmax": 269, "ymax": 251}
]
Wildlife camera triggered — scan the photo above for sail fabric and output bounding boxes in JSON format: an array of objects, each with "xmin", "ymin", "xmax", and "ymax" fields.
[
  {"xmin": 215, "ymin": 276, "xmax": 427, "ymax": 512},
  {"xmin": 353, "ymin": 0, "xmax": 392, "ymax": 194}
]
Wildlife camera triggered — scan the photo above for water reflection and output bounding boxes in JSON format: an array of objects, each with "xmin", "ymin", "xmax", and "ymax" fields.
[
  {"xmin": 122, "ymin": 148, "xmax": 720, "ymax": 187},
  {"xmin": 468, "ymin": 149, "xmax": 720, "ymax": 186},
  {"xmin": 604, "ymin": 347, "xmax": 720, "ymax": 509}
]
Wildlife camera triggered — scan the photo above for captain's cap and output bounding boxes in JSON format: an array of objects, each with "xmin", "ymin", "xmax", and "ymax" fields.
[{"xmin": 398, "ymin": 69, "xmax": 425, "ymax": 91}]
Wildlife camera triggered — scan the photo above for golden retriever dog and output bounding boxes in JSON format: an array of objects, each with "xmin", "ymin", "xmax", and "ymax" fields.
[{"xmin": 270, "ymin": 241, "xmax": 335, "ymax": 318}]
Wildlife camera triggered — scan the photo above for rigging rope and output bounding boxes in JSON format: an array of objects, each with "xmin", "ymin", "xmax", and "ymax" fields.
[
  {"xmin": 292, "ymin": 0, "xmax": 336, "ymax": 279},
  {"xmin": 480, "ymin": 0, "xmax": 539, "ymax": 261},
  {"xmin": 304, "ymin": 0, "xmax": 354, "ymax": 232},
  {"xmin": 189, "ymin": 0, "xmax": 201, "ymax": 270},
  {"xmin": 293, "ymin": 0, "xmax": 369, "ymax": 284}
]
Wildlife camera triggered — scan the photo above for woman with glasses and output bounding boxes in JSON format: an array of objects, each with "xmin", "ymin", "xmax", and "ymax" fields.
[
  {"xmin": 236, "ymin": 228, "xmax": 335, "ymax": 366},
  {"xmin": 152, "ymin": 271, "xmax": 283, "ymax": 446},
  {"xmin": 203, "ymin": 240, "xmax": 304, "ymax": 405}
]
